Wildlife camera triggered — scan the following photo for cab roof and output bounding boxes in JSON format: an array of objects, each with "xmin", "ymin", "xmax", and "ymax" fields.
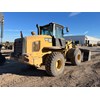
[{"xmin": 40, "ymin": 22, "xmax": 64, "ymax": 28}]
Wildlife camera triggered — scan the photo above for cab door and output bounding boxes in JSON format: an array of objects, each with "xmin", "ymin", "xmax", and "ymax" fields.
[{"xmin": 52, "ymin": 24, "xmax": 66, "ymax": 48}]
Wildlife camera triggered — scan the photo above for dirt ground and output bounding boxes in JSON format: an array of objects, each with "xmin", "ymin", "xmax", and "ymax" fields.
[{"xmin": 0, "ymin": 47, "xmax": 100, "ymax": 87}]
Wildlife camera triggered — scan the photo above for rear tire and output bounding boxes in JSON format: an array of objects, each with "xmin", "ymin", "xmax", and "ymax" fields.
[
  {"xmin": 45, "ymin": 52, "xmax": 65, "ymax": 76},
  {"xmin": 0, "ymin": 53, "xmax": 6, "ymax": 66}
]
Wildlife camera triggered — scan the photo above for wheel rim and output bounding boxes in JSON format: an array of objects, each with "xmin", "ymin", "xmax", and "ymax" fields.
[
  {"xmin": 77, "ymin": 54, "xmax": 81, "ymax": 61},
  {"xmin": 56, "ymin": 59, "xmax": 62, "ymax": 71}
]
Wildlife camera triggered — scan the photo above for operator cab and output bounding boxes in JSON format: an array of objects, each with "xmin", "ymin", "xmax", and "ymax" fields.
[
  {"xmin": 37, "ymin": 22, "xmax": 65, "ymax": 48},
  {"xmin": 39, "ymin": 22, "xmax": 64, "ymax": 39}
]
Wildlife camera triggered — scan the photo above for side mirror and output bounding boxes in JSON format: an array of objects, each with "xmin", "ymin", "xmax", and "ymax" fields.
[{"xmin": 66, "ymin": 27, "xmax": 69, "ymax": 32}]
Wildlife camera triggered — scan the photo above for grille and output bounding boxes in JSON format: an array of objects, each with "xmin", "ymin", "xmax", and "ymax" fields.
[{"xmin": 14, "ymin": 38, "xmax": 23, "ymax": 56}]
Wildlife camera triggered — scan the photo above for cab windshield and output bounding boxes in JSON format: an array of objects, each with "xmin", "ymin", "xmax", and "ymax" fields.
[{"xmin": 40, "ymin": 25, "xmax": 53, "ymax": 35}]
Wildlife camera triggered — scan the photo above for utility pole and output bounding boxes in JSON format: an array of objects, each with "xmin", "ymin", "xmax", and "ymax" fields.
[{"xmin": 0, "ymin": 13, "xmax": 4, "ymax": 44}]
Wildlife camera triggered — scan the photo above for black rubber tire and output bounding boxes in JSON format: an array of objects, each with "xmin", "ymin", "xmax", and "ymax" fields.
[
  {"xmin": 27, "ymin": 64, "xmax": 37, "ymax": 70},
  {"xmin": 45, "ymin": 52, "xmax": 65, "ymax": 76},
  {"xmin": 67, "ymin": 48, "xmax": 82, "ymax": 66},
  {"xmin": 0, "ymin": 53, "xmax": 6, "ymax": 66}
]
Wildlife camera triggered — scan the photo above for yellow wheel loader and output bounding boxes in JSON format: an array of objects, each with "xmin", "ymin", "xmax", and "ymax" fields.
[{"xmin": 11, "ymin": 22, "xmax": 91, "ymax": 76}]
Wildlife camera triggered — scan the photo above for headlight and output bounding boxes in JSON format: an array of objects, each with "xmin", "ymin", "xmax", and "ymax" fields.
[{"xmin": 44, "ymin": 38, "xmax": 52, "ymax": 43}]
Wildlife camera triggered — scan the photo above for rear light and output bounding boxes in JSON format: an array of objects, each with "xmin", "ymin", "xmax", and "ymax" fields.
[{"xmin": 32, "ymin": 41, "xmax": 40, "ymax": 52}]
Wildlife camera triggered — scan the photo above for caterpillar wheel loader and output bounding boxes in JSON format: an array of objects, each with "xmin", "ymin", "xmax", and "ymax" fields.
[
  {"xmin": 11, "ymin": 22, "xmax": 91, "ymax": 76},
  {"xmin": 0, "ymin": 44, "xmax": 6, "ymax": 66}
]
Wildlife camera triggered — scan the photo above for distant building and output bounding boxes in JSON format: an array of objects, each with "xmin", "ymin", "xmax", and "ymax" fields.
[{"xmin": 64, "ymin": 35, "xmax": 100, "ymax": 46}]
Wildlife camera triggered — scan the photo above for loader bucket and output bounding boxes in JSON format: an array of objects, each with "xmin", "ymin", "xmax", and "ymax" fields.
[{"xmin": 80, "ymin": 49, "xmax": 91, "ymax": 62}]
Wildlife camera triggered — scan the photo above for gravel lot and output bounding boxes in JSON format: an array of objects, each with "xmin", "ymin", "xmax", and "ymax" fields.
[{"xmin": 0, "ymin": 47, "xmax": 100, "ymax": 87}]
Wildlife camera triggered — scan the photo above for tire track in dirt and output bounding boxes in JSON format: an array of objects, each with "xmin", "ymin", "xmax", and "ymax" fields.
[{"xmin": 0, "ymin": 53, "xmax": 100, "ymax": 87}]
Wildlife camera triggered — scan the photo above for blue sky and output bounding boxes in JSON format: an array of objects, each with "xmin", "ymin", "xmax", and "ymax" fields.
[{"xmin": 2, "ymin": 12, "xmax": 100, "ymax": 42}]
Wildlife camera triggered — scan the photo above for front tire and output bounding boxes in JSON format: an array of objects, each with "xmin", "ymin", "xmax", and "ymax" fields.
[
  {"xmin": 45, "ymin": 52, "xmax": 65, "ymax": 76},
  {"xmin": 66, "ymin": 48, "xmax": 82, "ymax": 66}
]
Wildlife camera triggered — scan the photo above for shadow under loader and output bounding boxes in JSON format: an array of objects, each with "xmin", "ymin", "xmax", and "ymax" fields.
[{"xmin": 0, "ymin": 59, "xmax": 49, "ymax": 77}]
